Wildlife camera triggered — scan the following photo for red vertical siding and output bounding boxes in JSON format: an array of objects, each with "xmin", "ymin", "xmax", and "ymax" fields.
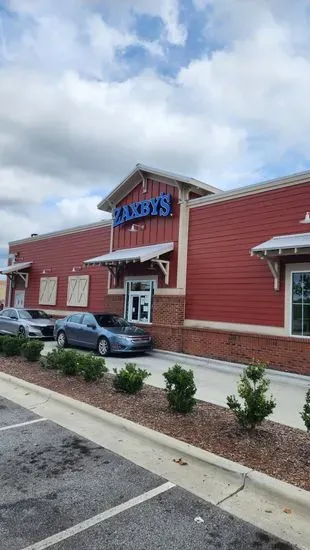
[
  {"xmin": 186, "ymin": 182, "xmax": 310, "ymax": 327},
  {"xmin": 9, "ymin": 224, "xmax": 111, "ymax": 313},
  {"xmin": 113, "ymin": 178, "xmax": 179, "ymax": 288}
]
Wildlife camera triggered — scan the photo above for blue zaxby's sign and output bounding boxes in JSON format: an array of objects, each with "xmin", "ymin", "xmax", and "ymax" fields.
[{"xmin": 113, "ymin": 192, "xmax": 172, "ymax": 228}]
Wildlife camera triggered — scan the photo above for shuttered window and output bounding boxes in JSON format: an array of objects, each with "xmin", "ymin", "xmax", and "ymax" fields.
[
  {"xmin": 67, "ymin": 275, "xmax": 90, "ymax": 307},
  {"xmin": 39, "ymin": 277, "xmax": 58, "ymax": 306}
]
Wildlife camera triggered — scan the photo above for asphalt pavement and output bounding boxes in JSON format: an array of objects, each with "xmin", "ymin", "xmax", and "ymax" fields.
[{"xmin": 0, "ymin": 396, "xmax": 297, "ymax": 550}]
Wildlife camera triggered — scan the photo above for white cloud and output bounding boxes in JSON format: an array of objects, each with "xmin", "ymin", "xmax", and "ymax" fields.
[{"xmin": 1, "ymin": 0, "xmax": 310, "ymax": 260}]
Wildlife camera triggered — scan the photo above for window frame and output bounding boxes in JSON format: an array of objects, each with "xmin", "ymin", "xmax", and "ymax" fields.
[{"xmin": 286, "ymin": 263, "xmax": 310, "ymax": 339}]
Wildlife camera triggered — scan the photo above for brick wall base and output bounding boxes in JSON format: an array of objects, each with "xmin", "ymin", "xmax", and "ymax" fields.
[
  {"xmin": 106, "ymin": 293, "xmax": 310, "ymax": 376},
  {"xmin": 147, "ymin": 325, "xmax": 310, "ymax": 376}
]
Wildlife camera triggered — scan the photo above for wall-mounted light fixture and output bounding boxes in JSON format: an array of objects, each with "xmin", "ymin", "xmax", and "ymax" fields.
[
  {"xmin": 72, "ymin": 266, "xmax": 82, "ymax": 272},
  {"xmin": 129, "ymin": 223, "xmax": 145, "ymax": 233},
  {"xmin": 300, "ymin": 211, "xmax": 310, "ymax": 224},
  {"xmin": 42, "ymin": 268, "xmax": 52, "ymax": 274}
]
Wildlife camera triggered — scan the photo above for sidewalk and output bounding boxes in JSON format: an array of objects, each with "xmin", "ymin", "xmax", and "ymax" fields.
[{"xmin": 43, "ymin": 342, "xmax": 310, "ymax": 430}]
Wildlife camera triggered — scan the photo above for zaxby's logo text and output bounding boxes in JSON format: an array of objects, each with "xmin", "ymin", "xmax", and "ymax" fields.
[{"xmin": 113, "ymin": 193, "xmax": 172, "ymax": 228}]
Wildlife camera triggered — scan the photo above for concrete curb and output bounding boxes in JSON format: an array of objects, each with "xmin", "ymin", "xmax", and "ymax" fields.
[
  {"xmin": 1, "ymin": 371, "xmax": 310, "ymax": 514},
  {"xmin": 153, "ymin": 349, "xmax": 310, "ymax": 383}
]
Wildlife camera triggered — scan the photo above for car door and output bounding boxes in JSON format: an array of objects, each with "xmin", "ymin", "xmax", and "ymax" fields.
[
  {"xmin": 64, "ymin": 314, "xmax": 84, "ymax": 345},
  {"xmin": 0, "ymin": 309, "xmax": 12, "ymax": 334},
  {"xmin": 79, "ymin": 313, "xmax": 98, "ymax": 348},
  {"xmin": 6, "ymin": 309, "xmax": 20, "ymax": 335}
]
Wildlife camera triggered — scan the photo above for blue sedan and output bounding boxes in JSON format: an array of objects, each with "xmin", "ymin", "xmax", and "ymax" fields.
[{"xmin": 54, "ymin": 312, "xmax": 152, "ymax": 357}]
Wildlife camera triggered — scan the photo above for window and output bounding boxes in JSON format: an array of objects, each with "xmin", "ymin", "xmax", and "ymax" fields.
[
  {"xmin": 67, "ymin": 276, "xmax": 89, "ymax": 307},
  {"xmin": 9, "ymin": 309, "xmax": 18, "ymax": 319},
  {"xmin": 68, "ymin": 314, "xmax": 83, "ymax": 324},
  {"xmin": 291, "ymin": 272, "xmax": 310, "ymax": 337},
  {"xmin": 19, "ymin": 310, "xmax": 50, "ymax": 320},
  {"xmin": 82, "ymin": 313, "xmax": 96, "ymax": 326},
  {"xmin": 39, "ymin": 277, "xmax": 58, "ymax": 306},
  {"xmin": 95, "ymin": 314, "xmax": 130, "ymax": 328}
]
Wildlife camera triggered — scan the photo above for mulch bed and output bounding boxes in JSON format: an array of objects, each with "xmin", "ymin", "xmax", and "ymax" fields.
[{"xmin": 1, "ymin": 356, "xmax": 309, "ymax": 491}]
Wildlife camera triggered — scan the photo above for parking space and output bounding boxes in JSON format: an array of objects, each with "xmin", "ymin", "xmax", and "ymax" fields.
[{"xmin": 0, "ymin": 397, "xmax": 295, "ymax": 550}]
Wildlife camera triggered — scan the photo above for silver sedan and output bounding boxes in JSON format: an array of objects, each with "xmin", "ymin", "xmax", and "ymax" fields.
[{"xmin": 0, "ymin": 308, "xmax": 55, "ymax": 338}]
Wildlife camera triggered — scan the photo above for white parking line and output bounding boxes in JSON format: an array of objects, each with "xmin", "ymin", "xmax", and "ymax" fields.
[
  {"xmin": 21, "ymin": 481, "xmax": 175, "ymax": 550},
  {"xmin": 0, "ymin": 417, "xmax": 47, "ymax": 432}
]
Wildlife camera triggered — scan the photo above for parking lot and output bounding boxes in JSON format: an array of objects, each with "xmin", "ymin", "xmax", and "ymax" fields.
[{"xmin": 0, "ymin": 396, "xmax": 296, "ymax": 550}]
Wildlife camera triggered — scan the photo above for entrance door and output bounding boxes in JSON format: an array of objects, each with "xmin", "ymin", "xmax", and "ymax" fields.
[
  {"xmin": 14, "ymin": 291, "xmax": 25, "ymax": 308},
  {"xmin": 125, "ymin": 280, "xmax": 155, "ymax": 324}
]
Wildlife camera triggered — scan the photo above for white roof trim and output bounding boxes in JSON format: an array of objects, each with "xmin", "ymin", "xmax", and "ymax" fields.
[
  {"xmin": 84, "ymin": 242, "xmax": 174, "ymax": 265},
  {"xmin": 189, "ymin": 170, "xmax": 310, "ymax": 208},
  {"xmin": 251, "ymin": 232, "xmax": 310, "ymax": 256},
  {"xmin": 0, "ymin": 262, "xmax": 32, "ymax": 274},
  {"xmin": 98, "ymin": 164, "xmax": 221, "ymax": 212},
  {"xmin": 9, "ymin": 219, "xmax": 111, "ymax": 246}
]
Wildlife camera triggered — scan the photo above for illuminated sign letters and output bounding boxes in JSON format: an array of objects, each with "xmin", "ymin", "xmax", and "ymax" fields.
[{"xmin": 113, "ymin": 192, "xmax": 172, "ymax": 228}]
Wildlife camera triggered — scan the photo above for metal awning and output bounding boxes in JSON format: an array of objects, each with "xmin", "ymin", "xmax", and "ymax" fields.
[
  {"xmin": 84, "ymin": 242, "xmax": 174, "ymax": 284},
  {"xmin": 0, "ymin": 261, "xmax": 32, "ymax": 275},
  {"xmin": 251, "ymin": 232, "xmax": 310, "ymax": 257},
  {"xmin": 251, "ymin": 232, "xmax": 310, "ymax": 292}
]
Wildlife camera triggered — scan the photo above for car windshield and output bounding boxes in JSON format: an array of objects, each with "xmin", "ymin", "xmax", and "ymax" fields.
[
  {"xmin": 95, "ymin": 315, "xmax": 130, "ymax": 328},
  {"xmin": 19, "ymin": 310, "xmax": 50, "ymax": 320}
]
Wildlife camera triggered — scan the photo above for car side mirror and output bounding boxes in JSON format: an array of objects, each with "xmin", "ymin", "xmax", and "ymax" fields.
[
  {"xmin": 87, "ymin": 323, "xmax": 96, "ymax": 329},
  {"xmin": 11, "ymin": 316, "xmax": 18, "ymax": 320}
]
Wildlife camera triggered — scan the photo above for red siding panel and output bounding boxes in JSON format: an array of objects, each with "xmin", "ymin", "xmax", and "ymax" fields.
[
  {"xmin": 186, "ymin": 182, "xmax": 310, "ymax": 327},
  {"xmin": 112, "ymin": 178, "xmax": 179, "ymax": 288},
  {"xmin": 9, "ymin": 225, "xmax": 111, "ymax": 313}
]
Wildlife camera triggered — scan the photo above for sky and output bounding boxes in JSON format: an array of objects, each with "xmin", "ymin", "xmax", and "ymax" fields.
[{"xmin": 1, "ymin": 0, "xmax": 310, "ymax": 265}]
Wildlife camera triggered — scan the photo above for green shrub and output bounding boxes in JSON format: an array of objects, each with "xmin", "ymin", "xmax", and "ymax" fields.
[
  {"xmin": 2, "ymin": 336, "xmax": 26, "ymax": 357},
  {"xmin": 57, "ymin": 349, "xmax": 83, "ymax": 376},
  {"xmin": 80, "ymin": 355, "xmax": 108, "ymax": 382},
  {"xmin": 113, "ymin": 363, "xmax": 150, "ymax": 394},
  {"xmin": 301, "ymin": 388, "xmax": 310, "ymax": 432},
  {"xmin": 40, "ymin": 348, "xmax": 62, "ymax": 370},
  {"xmin": 21, "ymin": 340, "xmax": 44, "ymax": 362},
  {"xmin": 40, "ymin": 348, "xmax": 82, "ymax": 375},
  {"xmin": 0, "ymin": 335, "xmax": 5, "ymax": 353},
  {"xmin": 227, "ymin": 362, "xmax": 276, "ymax": 430},
  {"xmin": 163, "ymin": 364, "xmax": 196, "ymax": 414}
]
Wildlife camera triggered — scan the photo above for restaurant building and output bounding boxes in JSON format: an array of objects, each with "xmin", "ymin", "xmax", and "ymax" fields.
[{"xmin": 2, "ymin": 164, "xmax": 310, "ymax": 374}]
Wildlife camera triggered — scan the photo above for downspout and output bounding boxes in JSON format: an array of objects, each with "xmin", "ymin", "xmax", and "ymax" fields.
[{"xmin": 7, "ymin": 253, "xmax": 15, "ymax": 307}]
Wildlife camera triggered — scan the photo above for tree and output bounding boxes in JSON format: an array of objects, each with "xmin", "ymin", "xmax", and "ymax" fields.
[
  {"xmin": 227, "ymin": 362, "xmax": 276, "ymax": 430},
  {"xmin": 301, "ymin": 389, "xmax": 310, "ymax": 432}
]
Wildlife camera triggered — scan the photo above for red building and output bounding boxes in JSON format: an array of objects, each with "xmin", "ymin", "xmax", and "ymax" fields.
[{"xmin": 2, "ymin": 164, "xmax": 310, "ymax": 374}]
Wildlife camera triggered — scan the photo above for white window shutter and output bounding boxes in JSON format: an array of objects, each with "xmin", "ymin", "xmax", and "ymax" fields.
[
  {"xmin": 67, "ymin": 275, "xmax": 89, "ymax": 307},
  {"xmin": 67, "ymin": 277, "xmax": 78, "ymax": 306},
  {"xmin": 39, "ymin": 277, "xmax": 58, "ymax": 305},
  {"xmin": 77, "ymin": 276, "xmax": 89, "ymax": 307},
  {"xmin": 39, "ymin": 278, "xmax": 48, "ymax": 304}
]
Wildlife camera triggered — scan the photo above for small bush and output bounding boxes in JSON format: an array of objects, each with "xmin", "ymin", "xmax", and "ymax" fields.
[
  {"xmin": 227, "ymin": 362, "xmax": 276, "ymax": 430},
  {"xmin": 57, "ymin": 349, "xmax": 83, "ymax": 376},
  {"xmin": 0, "ymin": 335, "xmax": 5, "ymax": 353},
  {"xmin": 301, "ymin": 388, "xmax": 310, "ymax": 432},
  {"xmin": 40, "ymin": 348, "xmax": 62, "ymax": 370},
  {"xmin": 80, "ymin": 355, "xmax": 108, "ymax": 382},
  {"xmin": 113, "ymin": 363, "xmax": 150, "ymax": 394},
  {"xmin": 40, "ymin": 348, "xmax": 82, "ymax": 375},
  {"xmin": 2, "ymin": 336, "xmax": 26, "ymax": 357},
  {"xmin": 21, "ymin": 340, "xmax": 44, "ymax": 362},
  {"xmin": 163, "ymin": 364, "xmax": 196, "ymax": 414}
]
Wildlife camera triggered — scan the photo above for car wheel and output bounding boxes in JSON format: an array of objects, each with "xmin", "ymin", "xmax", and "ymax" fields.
[
  {"xmin": 18, "ymin": 326, "xmax": 26, "ymax": 338},
  {"xmin": 57, "ymin": 330, "xmax": 67, "ymax": 349},
  {"xmin": 97, "ymin": 336, "xmax": 110, "ymax": 357}
]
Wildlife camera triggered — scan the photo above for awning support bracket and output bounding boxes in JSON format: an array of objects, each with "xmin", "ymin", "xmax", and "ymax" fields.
[
  {"xmin": 152, "ymin": 259, "xmax": 170, "ymax": 285},
  {"xmin": 107, "ymin": 264, "xmax": 123, "ymax": 285},
  {"xmin": 266, "ymin": 259, "xmax": 280, "ymax": 291}
]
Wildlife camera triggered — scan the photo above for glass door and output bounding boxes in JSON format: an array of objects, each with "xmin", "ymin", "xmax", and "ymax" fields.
[{"xmin": 125, "ymin": 280, "xmax": 155, "ymax": 324}]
